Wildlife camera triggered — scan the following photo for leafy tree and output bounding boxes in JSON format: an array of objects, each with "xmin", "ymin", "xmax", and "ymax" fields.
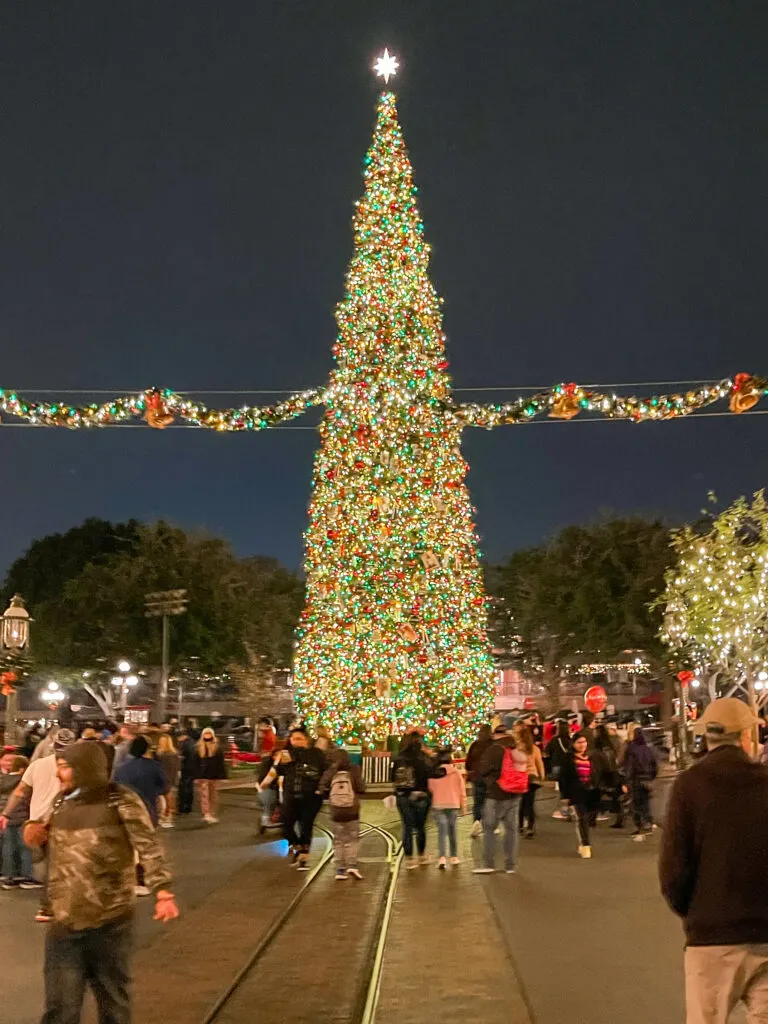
[
  {"xmin": 3, "ymin": 518, "xmax": 140, "ymax": 608},
  {"xmin": 491, "ymin": 518, "xmax": 676, "ymax": 713},
  {"xmin": 659, "ymin": 491, "xmax": 768, "ymax": 706},
  {"xmin": 12, "ymin": 521, "xmax": 303, "ymax": 679}
]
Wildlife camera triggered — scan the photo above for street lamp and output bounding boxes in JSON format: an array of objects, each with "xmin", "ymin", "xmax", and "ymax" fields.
[
  {"xmin": 111, "ymin": 661, "xmax": 139, "ymax": 714},
  {"xmin": 40, "ymin": 681, "xmax": 66, "ymax": 717},
  {"xmin": 145, "ymin": 590, "xmax": 188, "ymax": 724},
  {"xmin": 2, "ymin": 595, "xmax": 32, "ymax": 746}
]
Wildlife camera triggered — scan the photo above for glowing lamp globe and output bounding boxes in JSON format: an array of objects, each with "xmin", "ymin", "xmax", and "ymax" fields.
[{"xmin": 584, "ymin": 685, "xmax": 608, "ymax": 715}]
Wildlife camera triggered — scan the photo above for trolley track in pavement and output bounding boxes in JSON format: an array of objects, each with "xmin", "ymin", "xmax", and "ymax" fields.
[{"xmin": 200, "ymin": 805, "xmax": 403, "ymax": 1024}]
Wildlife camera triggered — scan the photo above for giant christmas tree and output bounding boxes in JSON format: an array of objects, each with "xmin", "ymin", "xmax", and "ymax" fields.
[{"xmin": 293, "ymin": 89, "xmax": 496, "ymax": 747}]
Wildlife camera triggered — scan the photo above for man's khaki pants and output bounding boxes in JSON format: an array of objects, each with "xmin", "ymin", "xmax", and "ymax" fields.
[{"xmin": 686, "ymin": 944, "xmax": 768, "ymax": 1023}]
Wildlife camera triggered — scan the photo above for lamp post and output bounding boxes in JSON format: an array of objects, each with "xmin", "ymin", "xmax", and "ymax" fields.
[
  {"xmin": 111, "ymin": 660, "xmax": 139, "ymax": 716},
  {"xmin": 145, "ymin": 590, "xmax": 188, "ymax": 724},
  {"xmin": 2, "ymin": 595, "xmax": 32, "ymax": 747}
]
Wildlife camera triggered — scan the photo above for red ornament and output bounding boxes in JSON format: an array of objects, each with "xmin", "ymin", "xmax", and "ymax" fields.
[
  {"xmin": 437, "ymin": 360, "xmax": 449, "ymax": 370},
  {"xmin": 677, "ymin": 670, "xmax": 696, "ymax": 685},
  {"xmin": 327, "ymin": 529, "xmax": 339, "ymax": 540},
  {"xmin": 354, "ymin": 460, "xmax": 365, "ymax": 470},
  {"xmin": 584, "ymin": 685, "xmax": 608, "ymax": 714},
  {"xmin": 563, "ymin": 382, "xmax": 578, "ymax": 396},
  {"xmin": 325, "ymin": 469, "xmax": 336, "ymax": 480},
  {"xmin": 733, "ymin": 372, "xmax": 751, "ymax": 391}
]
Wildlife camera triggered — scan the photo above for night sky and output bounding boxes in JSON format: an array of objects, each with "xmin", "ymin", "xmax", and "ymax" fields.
[{"xmin": 0, "ymin": 2, "xmax": 766, "ymax": 577}]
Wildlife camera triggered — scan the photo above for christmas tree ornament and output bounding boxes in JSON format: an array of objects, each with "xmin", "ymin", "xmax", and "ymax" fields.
[
  {"xmin": 143, "ymin": 391, "xmax": 174, "ymax": 429},
  {"xmin": 730, "ymin": 373, "xmax": 760, "ymax": 413}
]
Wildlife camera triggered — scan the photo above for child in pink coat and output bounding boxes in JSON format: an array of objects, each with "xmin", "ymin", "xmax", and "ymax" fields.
[{"xmin": 428, "ymin": 748, "xmax": 467, "ymax": 869}]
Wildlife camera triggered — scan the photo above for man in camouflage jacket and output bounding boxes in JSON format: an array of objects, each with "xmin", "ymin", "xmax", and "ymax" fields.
[{"xmin": 39, "ymin": 741, "xmax": 179, "ymax": 1024}]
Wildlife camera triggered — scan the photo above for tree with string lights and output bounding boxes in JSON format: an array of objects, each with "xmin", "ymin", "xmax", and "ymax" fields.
[{"xmin": 660, "ymin": 491, "xmax": 768, "ymax": 708}]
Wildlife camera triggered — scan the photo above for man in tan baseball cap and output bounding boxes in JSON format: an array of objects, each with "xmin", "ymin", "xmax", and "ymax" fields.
[{"xmin": 660, "ymin": 697, "xmax": 768, "ymax": 1023}]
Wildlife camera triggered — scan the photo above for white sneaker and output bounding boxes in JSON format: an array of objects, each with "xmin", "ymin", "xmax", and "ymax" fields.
[
  {"xmin": 551, "ymin": 809, "xmax": 567, "ymax": 820},
  {"xmin": 134, "ymin": 885, "xmax": 151, "ymax": 897},
  {"xmin": 470, "ymin": 820, "xmax": 482, "ymax": 838},
  {"xmin": 450, "ymin": 857, "xmax": 460, "ymax": 866},
  {"xmin": 505, "ymin": 868, "xmax": 516, "ymax": 874},
  {"xmin": 419, "ymin": 854, "xmax": 431, "ymax": 866},
  {"xmin": 494, "ymin": 826, "xmax": 502, "ymax": 836},
  {"xmin": 472, "ymin": 867, "xmax": 495, "ymax": 874},
  {"xmin": 205, "ymin": 816, "xmax": 219, "ymax": 825},
  {"xmin": 405, "ymin": 858, "xmax": 419, "ymax": 870},
  {"xmin": 160, "ymin": 820, "xmax": 174, "ymax": 829},
  {"xmin": 579, "ymin": 846, "xmax": 593, "ymax": 859},
  {"xmin": 596, "ymin": 813, "xmax": 610, "ymax": 822},
  {"xmin": 347, "ymin": 867, "xmax": 363, "ymax": 880}
]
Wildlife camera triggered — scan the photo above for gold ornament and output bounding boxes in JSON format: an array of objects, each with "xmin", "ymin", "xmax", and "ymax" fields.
[
  {"xmin": 419, "ymin": 551, "xmax": 439, "ymax": 571},
  {"xmin": 549, "ymin": 394, "xmax": 581, "ymax": 420}
]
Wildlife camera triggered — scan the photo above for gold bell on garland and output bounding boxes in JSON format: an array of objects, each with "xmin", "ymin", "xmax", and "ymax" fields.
[
  {"xmin": 549, "ymin": 383, "xmax": 582, "ymax": 420},
  {"xmin": 730, "ymin": 373, "xmax": 760, "ymax": 414}
]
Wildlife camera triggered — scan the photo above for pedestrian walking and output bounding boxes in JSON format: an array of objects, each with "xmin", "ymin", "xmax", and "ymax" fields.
[
  {"xmin": 473, "ymin": 725, "xmax": 528, "ymax": 874},
  {"xmin": 465, "ymin": 724, "xmax": 492, "ymax": 839},
  {"xmin": 0, "ymin": 728, "xmax": 76, "ymax": 922},
  {"xmin": 176, "ymin": 727, "xmax": 196, "ymax": 815},
  {"xmin": 32, "ymin": 741, "xmax": 178, "ymax": 1024},
  {"xmin": 428, "ymin": 747, "xmax": 467, "ymax": 868},
  {"xmin": 0, "ymin": 754, "xmax": 39, "ymax": 890},
  {"xmin": 155, "ymin": 733, "xmax": 181, "ymax": 828},
  {"xmin": 320, "ymin": 749, "xmax": 365, "ymax": 880},
  {"xmin": 660, "ymin": 697, "xmax": 768, "ymax": 1024},
  {"xmin": 192, "ymin": 727, "xmax": 228, "ymax": 824},
  {"xmin": 622, "ymin": 726, "xmax": 658, "ymax": 839},
  {"xmin": 391, "ymin": 731, "xmax": 435, "ymax": 869},
  {"xmin": 257, "ymin": 717, "xmax": 277, "ymax": 756},
  {"xmin": 546, "ymin": 719, "xmax": 573, "ymax": 820},
  {"xmin": 257, "ymin": 742, "xmax": 284, "ymax": 834},
  {"xmin": 514, "ymin": 724, "xmax": 545, "ymax": 838},
  {"xmin": 559, "ymin": 733, "xmax": 605, "ymax": 859},
  {"xmin": 594, "ymin": 723, "xmax": 625, "ymax": 829},
  {"xmin": 260, "ymin": 727, "xmax": 326, "ymax": 870},
  {"xmin": 111, "ymin": 722, "xmax": 140, "ymax": 776}
]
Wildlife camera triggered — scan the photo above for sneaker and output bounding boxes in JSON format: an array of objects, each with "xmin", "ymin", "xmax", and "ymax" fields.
[
  {"xmin": 34, "ymin": 910, "xmax": 53, "ymax": 923},
  {"xmin": 134, "ymin": 885, "xmax": 152, "ymax": 897},
  {"xmin": 494, "ymin": 826, "xmax": 502, "ymax": 836},
  {"xmin": 205, "ymin": 816, "xmax": 219, "ymax": 825},
  {"xmin": 405, "ymin": 858, "xmax": 419, "ymax": 870},
  {"xmin": 525, "ymin": 828, "xmax": 535, "ymax": 840},
  {"xmin": 19, "ymin": 880, "xmax": 43, "ymax": 890},
  {"xmin": 596, "ymin": 813, "xmax": 610, "ymax": 822},
  {"xmin": 472, "ymin": 867, "xmax": 495, "ymax": 874},
  {"xmin": 419, "ymin": 854, "xmax": 431, "ymax": 866},
  {"xmin": 347, "ymin": 867, "xmax": 363, "ymax": 880},
  {"xmin": 450, "ymin": 857, "xmax": 460, "ymax": 866},
  {"xmin": 579, "ymin": 846, "xmax": 593, "ymax": 859},
  {"xmin": 438, "ymin": 857, "xmax": 446, "ymax": 870},
  {"xmin": 2, "ymin": 880, "xmax": 19, "ymax": 890},
  {"xmin": 551, "ymin": 809, "xmax": 567, "ymax": 820},
  {"xmin": 505, "ymin": 868, "xmax": 516, "ymax": 875},
  {"xmin": 335, "ymin": 869, "xmax": 348, "ymax": 881},
  {"xmin": 632, "ymin": 833, "xmax": 647, "ymax": 843},
  {"xmin": 470, "ymin": 820, "xmax": 482, "ymax": 838},
  {"xmin": 290, "ymin": 846, "xmax": 300, "ymax": 864},
  {"xmin": 296, "ymin": 855, "xmax": 310, "ymax": 871},
  {"xmin": 629, "ymin": 829, "xmax": 644, "ymax": 837},
  {"xmin": 160, "ymin": 820, "xmax": 174, "ymax": 829}
]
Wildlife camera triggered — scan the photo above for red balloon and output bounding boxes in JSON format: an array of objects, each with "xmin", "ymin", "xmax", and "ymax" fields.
[{"xmin": 584, "ymin": 685, "xmax": 608, "ymax": 714}]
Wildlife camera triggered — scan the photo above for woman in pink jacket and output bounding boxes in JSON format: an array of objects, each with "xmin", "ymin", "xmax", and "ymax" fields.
[{"xmin": 428, "ymin": 748, "xmax": 467, "ymax": 869}]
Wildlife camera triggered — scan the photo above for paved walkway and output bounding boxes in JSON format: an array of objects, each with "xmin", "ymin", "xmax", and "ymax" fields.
[{"xmin": 2, "ymin": 782, "xmax": 710, "ymax": 1024}]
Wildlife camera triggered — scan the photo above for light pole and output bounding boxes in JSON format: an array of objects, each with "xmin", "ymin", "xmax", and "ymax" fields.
[
  {"xmin": 145, "ymin": 590, "xmax": 188, "ymax": 724},
  {"xmin": 2, "ymin": 595, "xmax": 32, "ymax": 747},
  {"xmin": 111, "ymin": 660, "xmax": 139, "ymax": 715}
]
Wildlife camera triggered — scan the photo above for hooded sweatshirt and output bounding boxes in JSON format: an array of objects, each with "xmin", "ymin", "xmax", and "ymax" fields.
[
  {"xmin": 622, "ymin": 731, "xmax": 658, "ymax": 782},
  {"xmin": 47, "ymin": 742, "xmax": 172, "ymax": 933}
]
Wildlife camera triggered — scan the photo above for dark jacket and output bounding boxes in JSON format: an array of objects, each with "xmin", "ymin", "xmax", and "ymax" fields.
[
  {"xmin": 49, "ymin": 743, "xmax": 171, "ymax": 932},
  {"xmin": 659, "ymin": 745, "xmax": 768, "ymax": 946},
  {"xmin": 465, "ymin": 736, "xmax": 493, "ymax": 781},
  {"xmin": 279, "ymin": 746, "xmax": 327, "ymax": 801},
  {"xmin": 478, "ymin": 736, "xmax": 518, "ymax": 801},
  {"xmin": 545, "ymin": 735, "xmax": 571, "ymax": 776},
  {"xmin": 390, "ymin": 748, "xmax": 433, "ymax": 795},
  {"xmin": 559, "ymin": 751, "xmax": 604, "ymax": 804},
  {"xmin": 113, "ymin": 756, "xmax": 168, "ymax": 826},
  {"xmin": 178, "ymin": 736, "xmax": 197, "ymax": 778},
  {"xmin": 319, "ymin": 761, "xmax": 365, "ymax": 822},
  {"xmin": 192, "ymin": 747, "xmax": 228, "ymax": 781},
  {"xmin": 623, "ymin": 736, "xmax": 658, "ymax": 783}
]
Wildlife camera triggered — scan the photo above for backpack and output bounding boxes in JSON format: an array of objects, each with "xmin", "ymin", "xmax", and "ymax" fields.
[
  {"xmin": 293, "ymin": 757, "xmax": 321, "ymax": 798},
  {"xmin": 392, "ymin": 762, "xmax": 416, "ymax": 792},
  {"xmin": 329, "ymin": 770, "xmax": 356, "ymax": 809},
  {"xmin": 498, "ymin": 747, "xmax": 529, "ymax": 794}
]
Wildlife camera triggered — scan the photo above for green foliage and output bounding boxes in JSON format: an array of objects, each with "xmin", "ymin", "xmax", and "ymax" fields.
[
  {"xmin": 491, "ymin": 517, "xmax": 675, "ymax": 686},
  {"xmin": 4, "ymin": 521, "xmax": 304, "ymax": 675}
]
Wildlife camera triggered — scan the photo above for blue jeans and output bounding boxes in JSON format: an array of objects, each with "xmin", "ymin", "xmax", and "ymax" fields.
[
  {"xmin": 483, "ymin": 796, "xmax": 521, "ymax": 870},
  {"xmin": 2, "ymin": 824, "xmax": 32, "ymax": 880},
  {"xmin": 434, "ymin": 808, "xmax": 458, "ymax": 859},
  {"xmin": 472, "ymin": 777, "xmax": 487, "ymax": 822},
  {"xmin": 259, "ymin": 787, "xmax": 278, "ymax": 827},
  {"xmin": 42, "ymin": 915, "xmax": 132, "ymax": 1024},
  {"xmin": 396, "ymin": 792, "xmax": 431, "ymax": 857}
]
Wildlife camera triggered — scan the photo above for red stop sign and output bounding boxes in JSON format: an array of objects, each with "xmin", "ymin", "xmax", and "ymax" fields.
[{"xmin": 584, "ymin": 685, "xmax": 608, "ymax": 714}]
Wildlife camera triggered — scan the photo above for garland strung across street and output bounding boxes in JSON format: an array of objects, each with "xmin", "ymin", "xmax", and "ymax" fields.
[{"xmin": 0, "ymin": 372, "xmax": 765, "ymax": 430}]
